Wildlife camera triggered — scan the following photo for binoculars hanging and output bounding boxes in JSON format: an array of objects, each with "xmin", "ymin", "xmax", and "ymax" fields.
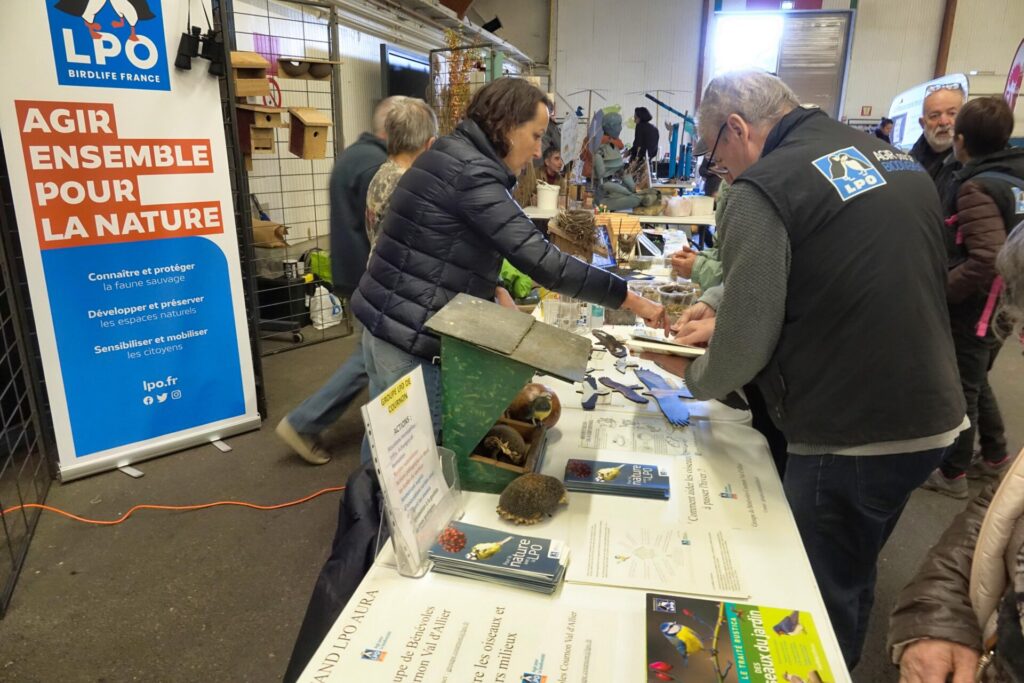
[{"xmin": 175, "ymin": 0, "xmax": 223, "ymax": 75}]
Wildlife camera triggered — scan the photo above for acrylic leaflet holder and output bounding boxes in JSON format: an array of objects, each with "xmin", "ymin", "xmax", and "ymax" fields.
[{"xmin": 362, "ymin": 367, "xmax": 463, "ymax": 578}]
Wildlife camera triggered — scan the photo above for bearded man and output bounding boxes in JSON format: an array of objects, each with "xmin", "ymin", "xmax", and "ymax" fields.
[{"xmin": 910, "ymin": 85, "xmax": 965, "ymax": 201}]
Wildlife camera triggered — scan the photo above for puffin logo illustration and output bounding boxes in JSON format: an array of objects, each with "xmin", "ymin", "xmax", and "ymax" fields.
[
  {"xmin": 46, "ymin": 0, "xmax": 170, "ymax": 91},
  {"xmin": 811, "ymin": 145, "xmax": 887, "ymax": 201}
]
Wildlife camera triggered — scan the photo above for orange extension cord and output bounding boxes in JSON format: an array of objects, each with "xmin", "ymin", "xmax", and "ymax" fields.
[{"xmin": 0, "ymin": 486, "xmax": 345, "ymax": 526}]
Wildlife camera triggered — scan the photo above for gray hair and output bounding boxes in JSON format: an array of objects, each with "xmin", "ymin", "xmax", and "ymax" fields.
[
  {"xmin": 697, "ymin": 70, "xmax": 800, "ymax": 143},
  {"xmin": 384, "ymin": 97, "xmax": 438, "ymax": 156},
  {"xmin": 995, "ymin": 221, "xmax": 1024, "ymax": 342},
  {"xmin": 372, "ymin": 96, "xmax": 405, "ymax": 137},
  {"xmin": 921, "ymin": 85, "xmax": 966, "ymax": 115}
]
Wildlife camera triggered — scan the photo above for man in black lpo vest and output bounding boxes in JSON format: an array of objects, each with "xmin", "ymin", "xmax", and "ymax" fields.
[{"xmin": 655, "ymin": 71, "xmax": 966, "ymax": 669}]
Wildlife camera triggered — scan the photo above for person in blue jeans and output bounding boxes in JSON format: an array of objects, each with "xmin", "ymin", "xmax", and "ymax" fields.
[{"xmin": 276, "ymin": 97, "xmax": 402, "ymax": 465}]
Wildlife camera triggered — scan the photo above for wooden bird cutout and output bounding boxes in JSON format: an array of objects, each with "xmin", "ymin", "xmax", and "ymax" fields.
[
  {"xmin": 592, "ymin": 329, "xmax": 627, "ymax": 358},
  {"xmin": 634, "ymin": 368, "xmax": 691, "ymax": 426},
  {"xmin": 613, "ymin": 357, "xmax": 640, "ymax": 375},
  {"xmin": 598, "ymin": 377, "xmax": 649, "ymax": 404},
  {"xmin": 574, "ymin": 376, "xmax": 611, "ymax": 410}
]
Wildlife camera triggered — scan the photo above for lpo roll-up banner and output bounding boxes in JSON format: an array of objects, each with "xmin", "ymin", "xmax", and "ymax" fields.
[{"xmin": 0, "ymin": 1, "xmax": 261, "ymax": 480}]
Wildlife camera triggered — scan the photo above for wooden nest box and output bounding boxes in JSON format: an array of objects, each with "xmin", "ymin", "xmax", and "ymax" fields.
[
  {"xmin": 237, "ymin": 105, "xmax": 287, "ymax": 156},
  {"xmin": 230, "ymin": 51, "xmax": 270, "ymax": 98},
  {"xmin": 288, "ymin": 107, "xmax": 332, "ymax": 160}
]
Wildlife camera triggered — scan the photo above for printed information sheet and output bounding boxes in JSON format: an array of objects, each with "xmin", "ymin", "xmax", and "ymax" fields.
[
  {"xmin": 567, "ymin": 520, "xmax": 747, "ymax": 599},
  {"xmin": 363, "ymin": 367, "xmax": 458, "ymax": 574},
  {"xmin": 299, "ymin": 582, "xmax": 612, "ymax": 683},
  {"xmin": 578, "ymin": 415, "xmax": 699, "ymax": 455}
]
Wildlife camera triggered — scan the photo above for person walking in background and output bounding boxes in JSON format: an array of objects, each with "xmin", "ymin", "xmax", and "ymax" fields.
[
  {"xmin": 874, "ymin": 116, "xmax": 894, "ymax": 143},
  {"xmin": 629, "ymin": 106, "xmax": 659, "ymax": 165},
  {"xmin": 275, "ymin": 97, "xmax": 402, "ymax": 465},
  {"xmin": 364, "ymin": 98, "xmax": 437, "ymax": 250},
  {"xmin": 911, "ymin": 84, "xmax": 965, "ymax": 201},
  {"xmin": 660, "ymin": 70, "xmax": 966, "ymax": 668},
  {"xmin": 922, "ymin": 97, "xmax": 1024, "ymax": 499}
]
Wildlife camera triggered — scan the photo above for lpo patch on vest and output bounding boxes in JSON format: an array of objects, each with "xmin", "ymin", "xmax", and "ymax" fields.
[
  {"xmin": 811, "ymin": 146, "xmax": 887, "ymax": 202},
  {"xmin": 1013, "ymin": 187, "xmax": 1024, "ymax": 214}
]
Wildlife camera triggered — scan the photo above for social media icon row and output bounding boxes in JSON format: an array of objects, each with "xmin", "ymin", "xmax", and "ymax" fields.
[{"xmin": 142, "ymin": 390, "xmax": 182, "ymax": 406}]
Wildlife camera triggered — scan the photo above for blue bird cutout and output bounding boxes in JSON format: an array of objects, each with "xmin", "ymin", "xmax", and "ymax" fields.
[
  {"xmin": 598, "ymin": 377, "xmax": 649, "ymax": 404},
  {"xmin": 634, "ymin": 369, "xmax": 691, "ymax": 426}
]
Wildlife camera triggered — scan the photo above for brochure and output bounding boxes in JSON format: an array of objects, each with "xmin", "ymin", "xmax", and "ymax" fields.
[
  {"xmin": 564, "ymin": 458, "xmax": 671, "ymax": 499},
  {"xmin": 428, "ymin": 520, "xmax": 568, "ymax": 594},
  {"xmin": 644, "ymin": 593, "xmax": 835, "ymax": 682}
]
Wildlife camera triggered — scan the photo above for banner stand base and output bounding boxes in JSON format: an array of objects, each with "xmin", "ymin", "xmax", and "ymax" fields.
[{"xmin": 58, "ymin": 415, "xmax": 263, "ymax": 483}]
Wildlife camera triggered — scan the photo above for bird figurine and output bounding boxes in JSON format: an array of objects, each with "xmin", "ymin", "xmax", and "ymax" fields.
[
  {"xmin": 466, "ymin": 536, "xmax": 514, "ymax": 561},
  {"xmin": 595, "ymin": 464, "xmax": 626, "ymax": 482},
  {"xmin": 497, "ymin": 474, "xmax": 568, "ymax": 525},
  {"xmin": 574, "ymin": 375, "xmax": 610, "ymax": 410},
  {"xmin": 634, "ymin": 368, "xmax": 691, "ymax": 426},
  {"xmin": 599, "ymin": 376, "xmax": 649, "ymax": 404},
  {"xmin": 506, "ymin": 383, "xmax": 561, "ymax": 428}
]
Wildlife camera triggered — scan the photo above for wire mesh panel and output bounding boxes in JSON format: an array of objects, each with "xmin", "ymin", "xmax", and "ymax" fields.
[
  {"xmin": 429, "ymin": 44, "xmax": 488, "ymax": 136},
  {"xmin": 231, "ymin": 0, "xmax": 352, "ymax": 356},
  {"xmin": 0, "ymin": 145, "xmax": 53, "ymax": 619}
]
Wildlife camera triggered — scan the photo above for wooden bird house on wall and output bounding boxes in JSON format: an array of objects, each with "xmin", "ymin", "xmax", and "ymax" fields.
[
  {"xmin": 237, "ymin": 104, "xmax": 287, "ymax": 156},
  {"xmin": 230, "ymin": 51, "xmax": 270, "ymax": 98},
  {"xmin": 288, "ymin": 107, "xmax": 332, "ymax": 160}
]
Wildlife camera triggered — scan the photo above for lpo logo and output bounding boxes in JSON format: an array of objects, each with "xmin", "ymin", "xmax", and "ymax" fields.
[{"xmin": 47, "ymin": 0, "xmax": 170, "ymax": 91}]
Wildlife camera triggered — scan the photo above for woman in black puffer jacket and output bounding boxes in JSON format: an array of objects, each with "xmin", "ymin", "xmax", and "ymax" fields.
[
  {"xmin": 629, "ymin": 106, "xmax": 659, "ymax": 164},
  {"xmin": 352, "ymin": 78, "xmax": 665, "ymax": 434}
]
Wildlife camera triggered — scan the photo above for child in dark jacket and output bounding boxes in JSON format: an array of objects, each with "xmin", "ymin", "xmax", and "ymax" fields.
[{"xmin": 923, "ymin": 96, "xmax": 1024, "ymax": 499}]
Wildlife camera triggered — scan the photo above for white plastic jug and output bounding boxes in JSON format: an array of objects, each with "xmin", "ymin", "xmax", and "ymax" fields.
[
  {"xmin": 536, "ymin": 181, "xmax": 560, "ymax": 211},
  {"xmin": 310, "ymin": 285, "xmax": 343, "ymax": 330}
]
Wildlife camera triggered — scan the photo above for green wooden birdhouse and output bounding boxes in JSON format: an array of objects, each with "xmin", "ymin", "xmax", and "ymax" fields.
[{"xmin": 424, "ymin": 294, "xmax": 591, "ymax": 493}]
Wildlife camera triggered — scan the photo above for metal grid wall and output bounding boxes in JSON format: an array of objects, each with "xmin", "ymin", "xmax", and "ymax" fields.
[
  {"xmin": 0, "ymin": 144, "xmax": 54, "ymax": 619},
  {"xmin": 215, "ymin": 0, "xmax": 270, "ymax": 415},
  {"xmin": 232, "ymin": 0, "xmax": 353, "ymax": 355}
]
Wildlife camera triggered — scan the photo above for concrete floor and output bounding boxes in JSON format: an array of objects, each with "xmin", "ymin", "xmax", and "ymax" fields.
[{"xmin": 0, "ymin": 333, "xmax": 1020, "ymax": 682}]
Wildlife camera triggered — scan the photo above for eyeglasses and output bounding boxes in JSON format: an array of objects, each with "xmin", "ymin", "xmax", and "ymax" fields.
[
  {"xmin": 705, "ymin": 122, "xmax": 728, "ymax": 177},
  {"xmin": 925, "ymin": 82, "xmax": 964, "ymax": 94}
]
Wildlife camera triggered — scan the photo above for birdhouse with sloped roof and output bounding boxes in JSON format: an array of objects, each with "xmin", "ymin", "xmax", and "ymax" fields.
[
  {"xmin": 288, "ymin": 107, "xmax": 332, "ymax": 160},
  {"xmin": 230, "ymin": 51, "xmax": 270, "ymax": 98},
  {"xmin": 424, "ymin": 294, "xmax": 591, "ymax": 493}
]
